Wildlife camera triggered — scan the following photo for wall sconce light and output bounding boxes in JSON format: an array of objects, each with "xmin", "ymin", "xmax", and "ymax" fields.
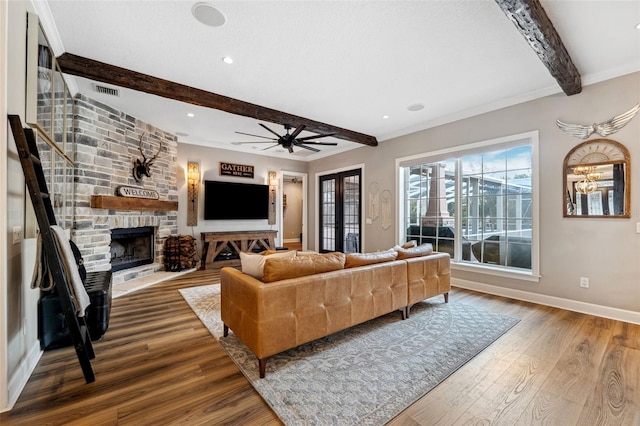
[
  {"xmin": 268, "ymin": 171, "xmax": 277, "ymax": 225},
  {"xmin": 187, "ymin": 162, "xmax": 200, "ymax": 226},
  {"xmin": 269, "ymin": 171, "xmax": 279, "ymax": 187}
]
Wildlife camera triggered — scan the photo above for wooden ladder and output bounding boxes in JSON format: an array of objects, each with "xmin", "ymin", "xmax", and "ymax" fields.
[{"xmin": 8, "ymin": 115, "xmax": 96, "ymax": 383}]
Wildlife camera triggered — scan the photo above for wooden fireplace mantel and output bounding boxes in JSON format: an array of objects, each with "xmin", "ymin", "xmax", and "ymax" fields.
[{"xmin": 91, "ymin": 195, "xmax": 178, "ymax": 211}]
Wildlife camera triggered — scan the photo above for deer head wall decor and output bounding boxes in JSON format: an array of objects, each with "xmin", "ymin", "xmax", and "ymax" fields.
[{"xmin": 133, "ymin": 133, "xmax": 162, "ymax": 182}]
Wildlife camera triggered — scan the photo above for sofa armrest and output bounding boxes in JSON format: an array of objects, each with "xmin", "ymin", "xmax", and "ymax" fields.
[{"xmin": 405, "ymin": 252, "xmax": 451, "ymax": 306}]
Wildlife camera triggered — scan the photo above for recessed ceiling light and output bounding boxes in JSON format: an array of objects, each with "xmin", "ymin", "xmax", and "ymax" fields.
[
  {"xmin": 192, "ymin": 2, "xmax": 226, "ymax": 27},
  {"xmin": 382, "ymin": 115, "xmax": 389, "ymax": 119},
  {"xmin": 407, "ymin": 103, "xmax": 425, "ymax": 112},
  {"xmin": 222, "ymin": 56, "xmax": 234, "ymax": 64},
  {"xmin": 636, "ymin": 22, "xmax": 640, "ymax": 30},
  {"xmin": 187, "ymin": 112, "xmax": 195, "ymax": 118}
]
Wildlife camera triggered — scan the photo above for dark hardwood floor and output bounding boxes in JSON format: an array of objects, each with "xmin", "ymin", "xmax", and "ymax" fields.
[{"xmin": 1, "ymin": 269, "xmax": 638, "ymax": 425}]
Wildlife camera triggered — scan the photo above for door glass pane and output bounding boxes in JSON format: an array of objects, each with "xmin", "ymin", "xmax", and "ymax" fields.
[
  {"xmin": 321, "ymin": 178, "xmax": 336, "ymax": 251},
  {"xmin": 343, "ymin": 174, "xmax": 360, "ymax": 253}
]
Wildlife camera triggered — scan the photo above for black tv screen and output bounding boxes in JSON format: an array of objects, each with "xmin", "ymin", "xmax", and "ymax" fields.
[{"xmin": 204, "ymin": 180, "xmax": 270, "ymax": 220}]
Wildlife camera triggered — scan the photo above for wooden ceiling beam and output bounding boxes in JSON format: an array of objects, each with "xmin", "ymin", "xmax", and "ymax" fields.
[
  {"xmin": 495, "ymin": 0, "xmax": 582, "ymax": 96},
  {"xmin": 56, "ymin": 52, "xmax": 378, "ymax": 147}
]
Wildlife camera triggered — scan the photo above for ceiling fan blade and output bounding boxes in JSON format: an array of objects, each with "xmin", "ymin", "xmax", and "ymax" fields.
[
  {"xmin": 259, "ymin": 123, "xmax": 284, "ymax": 139},
  {"xmin": 235, "ymin": 131, "xmax": 277, "ymax": 140},
  {"xmin": 297, "ymin": 144, "xmax": 321, "ymax": 153},
  {"xmin": 296, "ymin": 132, "xmax": 336, "ymax": 142},
  {"xmin": 289, "ymin": 124, "xmax": 306, "ymax": 140},
  {"xmin": 299, "ymin": 141, "xmax": 338, "ymax": 146},
  {"xmin": 232, "ymin": 141, "xmax": 278, "ymax": 145},
  {"xmin": 261, "ymin": 144, "xmax": 280, "ymax": 151}
]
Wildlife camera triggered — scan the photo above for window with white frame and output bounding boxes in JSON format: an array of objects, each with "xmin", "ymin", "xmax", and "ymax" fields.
[{"xmin": 398, "ymin": 132, "xmax": 539, "ymax": 278}]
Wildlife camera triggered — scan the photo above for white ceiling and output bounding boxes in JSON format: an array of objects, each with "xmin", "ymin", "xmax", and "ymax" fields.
[{"xmin": 40, "ymin": 0, "xmax": 640, "ymax": 161}]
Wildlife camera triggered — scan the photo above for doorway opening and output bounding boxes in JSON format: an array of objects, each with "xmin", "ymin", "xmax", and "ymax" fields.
[{"xmin": 279, "ymin": 171, "xmax": 307, "ymax": 251}]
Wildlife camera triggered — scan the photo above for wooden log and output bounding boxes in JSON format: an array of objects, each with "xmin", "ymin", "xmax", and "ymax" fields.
[
  {"xmin": 57, "ymin": 53, "xmax": 378, "ymax": 147},
  {"xmin": 495, "ymin": 0, "xmax": 582, "ymax": 96}
]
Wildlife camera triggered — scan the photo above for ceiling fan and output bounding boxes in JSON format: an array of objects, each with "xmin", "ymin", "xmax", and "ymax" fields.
[{"xmin": 234, "ymin": 123, "xmax": 337, "ymax": 153}]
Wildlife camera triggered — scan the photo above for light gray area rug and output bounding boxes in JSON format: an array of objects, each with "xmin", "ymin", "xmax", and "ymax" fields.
[{"xmin": 180, "ymin": 284, "xmax": 520, "ymax": 425}]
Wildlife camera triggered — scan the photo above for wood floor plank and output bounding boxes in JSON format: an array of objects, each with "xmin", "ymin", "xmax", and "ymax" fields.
[
  {"xmin": 1, "ymin": 272, "xmax": 638, "ymax": 426},
  {"xmin": 577, "ymin": 343, "xmax": 640, "ymax": 425}
]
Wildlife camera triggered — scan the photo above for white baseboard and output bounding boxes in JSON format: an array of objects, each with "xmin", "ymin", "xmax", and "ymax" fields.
[
  {"xmin": 2, "ymin": 341, "xmax": 42, "ymax": 412},
  {"xmin": 453, "ymin": 278, "xmax": 640, "ymax": 325}
]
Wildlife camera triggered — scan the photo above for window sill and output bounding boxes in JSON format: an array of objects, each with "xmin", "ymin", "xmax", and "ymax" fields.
[{"xmin": 451, "ymin": 262, "xmax": 541, "ymax": 283}]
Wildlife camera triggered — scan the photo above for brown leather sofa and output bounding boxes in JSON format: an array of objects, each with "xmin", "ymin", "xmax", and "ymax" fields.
[{"xmin": 220, "ymin": 248, "xmax": 451, "ymax": 378}]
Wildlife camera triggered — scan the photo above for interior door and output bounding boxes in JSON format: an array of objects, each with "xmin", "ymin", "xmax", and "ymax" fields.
[{"xmin": 319, "ymin": 169, "xmax": 361, "ymax": 253}]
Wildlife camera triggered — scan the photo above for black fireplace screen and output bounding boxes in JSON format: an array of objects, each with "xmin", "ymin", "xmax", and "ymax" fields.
[{"xmin": 110, "ymin": 227, "xmax": 154, "ymax": 272}]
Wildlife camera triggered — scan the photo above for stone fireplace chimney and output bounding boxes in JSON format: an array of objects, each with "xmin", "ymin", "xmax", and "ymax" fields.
[{"xmin": 71, "ymin": 94, "xmax": 179, "ymax": 285}]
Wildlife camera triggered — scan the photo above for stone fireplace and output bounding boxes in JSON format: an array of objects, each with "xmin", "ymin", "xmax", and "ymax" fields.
[{"xmin": 71, "ymin": 94, "xmax": 179, "ymax": 285}]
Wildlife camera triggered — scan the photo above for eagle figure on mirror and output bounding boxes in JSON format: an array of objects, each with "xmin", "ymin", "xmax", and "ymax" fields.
[{"xmin": 556, "ymin": 103, "xmax": 640, "ymax": 140}]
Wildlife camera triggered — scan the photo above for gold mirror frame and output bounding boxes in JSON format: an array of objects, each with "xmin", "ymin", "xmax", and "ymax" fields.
[{"xmin": 563, "ymin": 138, "xmax": 630, "ymax": 218}]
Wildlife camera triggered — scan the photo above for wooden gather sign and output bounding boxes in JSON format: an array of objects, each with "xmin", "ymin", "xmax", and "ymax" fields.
[
  {"xmin": 116, "ymin": 186, "xmax": 160, "ymax": 200},
  {"xmin": 220, "ymin": 162, "xmax": 254, "ymax": 178}
]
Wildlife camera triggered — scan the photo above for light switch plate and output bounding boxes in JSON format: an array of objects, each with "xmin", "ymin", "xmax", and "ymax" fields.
[
  {"xmin": 12, "ymin": 225, "xmax": 22, "ymax": 244},
  {"xmin": 636, "ymin": 222, "xmax": 640, "ymax": 234}
]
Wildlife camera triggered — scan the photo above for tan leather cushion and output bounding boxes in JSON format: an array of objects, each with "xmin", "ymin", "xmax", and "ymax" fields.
[
  {"xmin": 395, "ymin": 243, "xmax": 434, "ymax": 259},
  {"xmin": 239, "ymin": 250, "xmax": 296, "ymax": 279},
  {"xmin": 262, "ymin": 252, "xmax": 346, "ymax": 283},
  {"xmin": 345, "ymin": 250, "xmax": 398, "ymax": 268}
]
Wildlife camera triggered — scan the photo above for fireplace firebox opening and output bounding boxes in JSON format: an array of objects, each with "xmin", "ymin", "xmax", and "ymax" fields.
[{"xmin": 110, "ymin": 226, "xmax": 155, "ymax": 272}]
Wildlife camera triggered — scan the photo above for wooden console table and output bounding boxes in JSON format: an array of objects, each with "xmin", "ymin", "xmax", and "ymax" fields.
[{"xmin": 200, "ymin": 230, "xmax": 277, "ymax": 269}]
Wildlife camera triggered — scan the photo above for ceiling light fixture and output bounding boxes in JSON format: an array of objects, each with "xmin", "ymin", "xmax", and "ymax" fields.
[
  {"xmin": 187, "ymin": 112, "xmax": 195, "ymax": 118},
  {"xmin": 407, "ymin": 103, "xmax": 425, "ymax": 112},
  {"xmin": 222, "ymin": 56, "xmax": 234, "ymax": 64},
  {"xmin": 636, "ymin": 22, "xmax": 640, "ymax": 30},
  {"xmin": 192, "ymin": 2, "xmax": 226, "ymax": 27},
  {"xmin": 382, "ymin": 115, "xmax": 389, "ymax": 119}
]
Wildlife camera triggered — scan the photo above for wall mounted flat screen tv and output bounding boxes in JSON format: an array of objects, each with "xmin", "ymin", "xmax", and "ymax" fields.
[{"xmin": 204, "ymin": 180, "xmax": 269, "ymax": 220}]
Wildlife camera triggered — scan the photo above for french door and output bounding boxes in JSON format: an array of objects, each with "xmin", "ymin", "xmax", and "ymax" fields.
[{"xmin": 319, "ymin": 169, "xmax": 361, "ymax": 253}]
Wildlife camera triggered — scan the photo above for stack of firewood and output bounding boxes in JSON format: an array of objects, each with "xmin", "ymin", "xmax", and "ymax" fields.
[{"xmin": 164, "ymin": 235, "xmax": 198, "ymax": 271}]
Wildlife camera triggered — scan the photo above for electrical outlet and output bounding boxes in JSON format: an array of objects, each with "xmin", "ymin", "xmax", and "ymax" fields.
[
  {"xmin": 580, "ymin": 277, "xmax": 589, "ymax": 288},
  {"xmin": 12, "ymin": 225, "xmax": 22, "ymax": 244}
]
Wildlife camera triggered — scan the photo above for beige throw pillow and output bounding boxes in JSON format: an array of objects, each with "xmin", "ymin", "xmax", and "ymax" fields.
[{"xmin": 239, "ymin": 250, "xmax": 296, "ymax": 280}]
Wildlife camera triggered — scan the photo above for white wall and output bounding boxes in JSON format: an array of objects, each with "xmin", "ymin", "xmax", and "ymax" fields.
[
  {"xmin": 309, "ymin": 72, "xmax": 640, "ymax": 316},
  {"xmin": 176, "ymin": 142, "xmax": 307, "ymax": 253}
]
